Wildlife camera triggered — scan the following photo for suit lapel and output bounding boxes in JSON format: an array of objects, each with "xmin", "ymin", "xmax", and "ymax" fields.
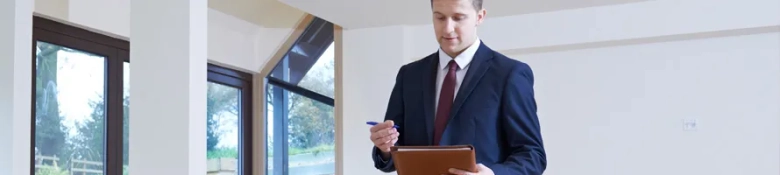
[
  {"xmin": 422, "ymin": 53, "xmax": 438, "ymax": 145},
  {"xmin": 448, "ymin": 43, "xmax": 494, "ymax": 122}
]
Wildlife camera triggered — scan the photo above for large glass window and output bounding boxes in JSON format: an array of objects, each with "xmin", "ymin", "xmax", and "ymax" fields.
[
  {"xmin": 266, "ymin": 17, "xmax": 335, "ymax": 175},
  {"xmin": 207, "ymin": 64, "xmax": 255, "ymax": 175},
  {"xmin": 32, "ymin": 16, "xmax": 255, "ymax": 175},
  {"xmin": 32, "ymin": 16, "xmax": 128, "ymax": 175},
  {"xmin": 33, "ymin": 41, "xmax": 106, "ymax": 175}
]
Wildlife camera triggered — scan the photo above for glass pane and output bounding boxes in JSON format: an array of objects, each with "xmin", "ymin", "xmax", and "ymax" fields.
[
  {"xmin": 287, "ymin": 91, "xmax": 335, "ymax": 175},
  {"xmin": 266, "ymin": 85, "xmax": 276, "ymax": 175},
  {"xmin": 268, "ymin": 18, "xmax": 335, "ymax": 98},
  {"xmin": 269, "ymin": 42, "xmax": 335, "ymax": 98},
  {"xmin": 297, "ymin": 42, "xmax": 335, "ymax": 98},
  {"xmin": 123, "ymin": 62, "xmax": 130, "ymax": 175},
  {"xmin": 206, "ymin": 82, "xmax": 241, "ymax": 174},
  {"xmin": 266, "ymin": 84, "xmax": 335, "ymax": 175},
  {"xmin": 33, "ymin": 41, "xmax": 106, "ymax": 175}
]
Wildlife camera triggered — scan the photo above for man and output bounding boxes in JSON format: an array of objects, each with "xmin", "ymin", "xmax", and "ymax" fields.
[{"xmin": 368, "ymin": 0, "xmax": 547, "ymax": 174}]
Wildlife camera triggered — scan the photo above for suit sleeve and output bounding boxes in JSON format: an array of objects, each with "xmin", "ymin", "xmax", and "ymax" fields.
[
  {"xmin": 371, "ymin": 65, "xmax": 406, "ymax": 172},
  {"xmin": 489, "ymin": 62, "xmax": 547, "ymax": 175}
]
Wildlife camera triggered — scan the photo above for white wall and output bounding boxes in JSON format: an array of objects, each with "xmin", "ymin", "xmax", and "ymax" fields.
[
  {"xmin": 340, "ymin": 26, "xmax": 410, "ymax": 175},
  {"xmin": 0, "ymin": 0, "xmax": 33, "ymax": 174},
  {"xmin": 404, "ymin": 0, "xmax": 780, "ymax": 60},
  {"xmin": 513, "ymin": 32, "xmax": 780, "ymax": 175},
  {"xmin": 337, "ymin": 0, "xmax": 780, "ymax": 175}
]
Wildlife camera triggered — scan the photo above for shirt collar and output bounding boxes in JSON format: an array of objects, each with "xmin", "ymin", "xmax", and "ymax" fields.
[{"xmin": 438, "ymin": 38, "xmax": 481, "ymax": 70}]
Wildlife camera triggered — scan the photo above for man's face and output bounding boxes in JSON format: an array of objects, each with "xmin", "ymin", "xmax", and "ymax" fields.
[{"xmin": 432, "ymin": 0, "xmax": 485, "ymax": 56}]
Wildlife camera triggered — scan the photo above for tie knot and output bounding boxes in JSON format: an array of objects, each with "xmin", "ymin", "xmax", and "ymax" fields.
[{"xmin": 447, "ymin": 60, "xmax": 459, "ymax": 71}]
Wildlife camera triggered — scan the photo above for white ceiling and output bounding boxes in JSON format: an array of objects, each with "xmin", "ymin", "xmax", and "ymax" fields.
[
  {"xmin": 277, "ymin": 0, "xmax": 650, "ymax": 29},
  {"xmin": 209, "ymin": 0, "xmax": 305, "ymax": 28}
]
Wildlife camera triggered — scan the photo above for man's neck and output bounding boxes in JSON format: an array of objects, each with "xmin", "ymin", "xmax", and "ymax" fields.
[{"xmin": 444, "ymin": 49, "xmax": 467, "ymax": 59}]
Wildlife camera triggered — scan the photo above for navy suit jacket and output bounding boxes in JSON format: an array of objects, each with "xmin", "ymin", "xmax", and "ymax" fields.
[{"xmin": 372, "ymin": 42, "xmax": 547, "ymax": 175}]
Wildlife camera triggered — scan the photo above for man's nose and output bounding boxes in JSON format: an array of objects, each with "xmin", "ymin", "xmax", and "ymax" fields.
[{"xmin": 443, "ymin": 20, "xmax": 455, "ymax": 33}]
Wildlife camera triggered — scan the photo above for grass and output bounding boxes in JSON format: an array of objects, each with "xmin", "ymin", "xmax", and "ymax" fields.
[
  {"xmin": 207, "ymin": 144, "xmax": 335, "ymax": 159},
  {"xmin": 288, "ymin": 144, "xmax": 334, "ymax": 156}
]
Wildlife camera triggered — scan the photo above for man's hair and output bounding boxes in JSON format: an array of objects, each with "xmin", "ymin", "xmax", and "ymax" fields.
[{"xmin": 431, "ymin": 0, "xmax": 483, "ymax": 11}]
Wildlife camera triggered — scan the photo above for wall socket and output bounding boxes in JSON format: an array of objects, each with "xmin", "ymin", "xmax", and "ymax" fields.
[{"xmin": 683, "ymin": 119, "xmax": 698, "ymax": 131}]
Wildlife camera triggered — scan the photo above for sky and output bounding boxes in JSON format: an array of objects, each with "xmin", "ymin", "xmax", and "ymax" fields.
[{"xmin": 55, "ymin": 49, "xmax": 105, "ymax": 137}]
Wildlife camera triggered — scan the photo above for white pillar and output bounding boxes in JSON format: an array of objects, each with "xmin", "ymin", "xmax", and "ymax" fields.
[
  {"xmin": 340, "ymin": 26, "xmax": 409, "ymax": 175},
  {"xmin": 129, "ymin": 0, "xmax": 207, "ymax": 174},
  {"xmin": 0, "ymin": 0, "xmax": 33, "ymax": 174}
]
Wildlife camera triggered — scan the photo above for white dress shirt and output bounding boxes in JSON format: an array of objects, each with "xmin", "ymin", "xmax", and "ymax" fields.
[{"xmin": 434, "ymin": 39, "xmax": 481, "ymax": 117}]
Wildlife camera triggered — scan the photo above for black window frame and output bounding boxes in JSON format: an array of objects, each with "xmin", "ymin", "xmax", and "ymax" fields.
[
  {"xmin": 207, "ymin": 63, "xmax": 254, "ymax": 175},
  {"xmin": 265, "ymin": 16, "xmax": 335, "ymax": 175},
  {"xmin": 31, "ymin": 16, "xmax": 129, "ymax": 175},
  {"xmin": 31, "ymin": 16, "xmax": 254, "ymax": 175}
]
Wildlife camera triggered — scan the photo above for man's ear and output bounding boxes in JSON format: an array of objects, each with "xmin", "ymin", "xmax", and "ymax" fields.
[{"xmin": 476, "ymin": 8, "xmax": 486, "ymax": 26}]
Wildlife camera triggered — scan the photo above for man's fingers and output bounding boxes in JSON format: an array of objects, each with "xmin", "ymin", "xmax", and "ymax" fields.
[
  {"xmin": 448, "ymin": 168, "xmax": 473, "ymax": 175},
  {"xmin": 369, "ymin": 125, "xmax": 386, "ymax": 133},
  {"xmin": 370, "ymin": 128, "xmax": 396, "ymax": 141},
  {"xmin": 372, "ymin": 130, "xmax": 399, "ymax": 145},
  {"xmin": 384, "ymin": 120, "xmax": 394, "ymax": 127},
  {"xmin": 382, "ymin": 132, "xmax": 399, "ymax": 144},
  {"xmin": 369, "ymin": 121, "xmax": 395, "ymax": 132},
  {"xmin": 375, "ymin": 132, "xmax": 399, "ymax": 150},
  {"xmin": 376, "ymin": 138, "xmax": 397, "ymax": 152},
  {"xmin": 368, "ymin": 120, "xmax": 398, "ymax": 152},
  {"xmin": 477, "ymin": 163, "xmax": 488, "ymax": 170}
]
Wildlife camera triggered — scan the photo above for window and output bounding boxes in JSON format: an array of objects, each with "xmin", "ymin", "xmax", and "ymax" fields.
[
  {"xmin": 207, "ymin": 64, "xmax": 254, "ymax": 175},
  {"xmin": 32, "ymin": 16, "xmax": 128, "ymax": 175},
  {"xmin": 122, "ymin": 62, "xmax": 129, "ymax": 175},
  {"xmin": 31, "ymin": 16, "xmax": 255, "ymax": 175},
  {"xmin": 266, "ymin": 17, "xmax": 335, "ymax": 175}
]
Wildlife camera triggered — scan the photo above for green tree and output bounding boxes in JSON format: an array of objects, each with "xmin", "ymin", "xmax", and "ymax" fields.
[
  {"xmin": 72, "ymin": 97, "xmax": 105, "ymax": 162},
  {"xmin": 123, "ymin": 96, "xmax": 129, "ymax": 165},
  {"xmin": 287, "ymin": 56, "xmax": 335, "ymax": 150},
  {"xmin": 34, "ymin": 42, "xmax": 70, "ymax": 166},
  {"xmin": 206, "ymin": 83, "xmax": 239, "ymax": 155}
]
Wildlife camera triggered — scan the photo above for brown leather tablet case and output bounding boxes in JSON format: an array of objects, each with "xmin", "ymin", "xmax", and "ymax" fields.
[{"xmin": 390, "ymin": 145, "xmax": 477, "ymax": 175}]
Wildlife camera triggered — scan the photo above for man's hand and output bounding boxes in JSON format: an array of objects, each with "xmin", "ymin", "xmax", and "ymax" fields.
[
  {"xmin": 369, "ymin": 120, "xmax": 399, "ymax": 158},
  {"xmin": 448, "ymin": 164, "xmax": 494, "ymax": 175}
]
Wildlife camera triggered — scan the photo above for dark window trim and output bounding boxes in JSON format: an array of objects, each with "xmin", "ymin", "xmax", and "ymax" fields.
[
  {"xmin": 271, "ymin": 17, "xmax": 334, "ymax": 85},
  {"xmin": 207, "ymin": 63, "xmax": 254, "ymax": 175},
  {"xmin": 32, "ymin": 16, "xmax": 127, "ymax": 175},
  {"xmin": 267, "ymin": 77, "xmax": 334, "ymax": 106},
  {"xmin": 265, "ymin": 17, "xmax": 335, "ymax": 175},
  {"xmin": 33, "ymin": 17, "xmax": 129, "ymax": 51}
]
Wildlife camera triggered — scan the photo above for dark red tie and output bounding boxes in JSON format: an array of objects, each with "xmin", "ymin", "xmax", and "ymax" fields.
[{"xmin": 433, "ymin": 60, "xmax": 458, "ymax": 145}]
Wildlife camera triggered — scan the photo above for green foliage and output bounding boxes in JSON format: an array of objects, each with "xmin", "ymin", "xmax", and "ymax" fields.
[
  {"xmin": 122, "ymin": 96, "xmax": 129, "ymax": 165},
  {"xmin": 287, "ymin": 56, "xmax": 335, "ymax": 150},
  {"xmin": 72, "ymin": 97, "xmax": 105, "ymax": 162},
  {"xmin": 207, "ymin": 147, "xmax": 239, "ymax": 159},
  {"xmin": 35, "ymin": 167, "xmax": 69, "ymax": 175},
  {"xmin": 207, "ymin": 83, "xmax": 239, "ymax": 151},
  {"xmin": 289, "ymin": 143, "xmax": 334, "ymax": 156},
  {"xmin": 34, "ymin": 42, "xmax": 70, "ymax": 167},
  {"xmin": 267, "ymin": 143, "xmax": 335, "ymax": 157}
]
